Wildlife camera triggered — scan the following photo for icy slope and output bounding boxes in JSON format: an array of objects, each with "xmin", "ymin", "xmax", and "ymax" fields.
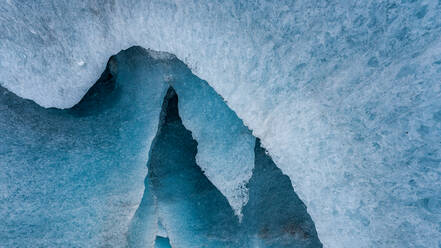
[{"xmin": 1, "ymin": 1, "xmax": 441, "ymax": 247}]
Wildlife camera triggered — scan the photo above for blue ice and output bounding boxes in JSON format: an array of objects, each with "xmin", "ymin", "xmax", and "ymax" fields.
[{"xmin": 1, "ymin": 47, "xmax": 320, "ymax": 247}]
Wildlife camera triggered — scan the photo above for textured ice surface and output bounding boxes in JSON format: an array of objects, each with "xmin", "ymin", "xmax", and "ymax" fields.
[
  {"xmin": 141, "ymin": 88, "xmax": 243, "ymax": 247},
  {"xmin": 1, "ymin": 48, "xmax": 320, "ymax": 247},
  {"xmin": 0, "ymin": 53, "xmax": 168, "ymax": 246},
  {"xmin": 129, "ymin": 87, "xmax": 321, "ymax": 247},
  {"xmin": 167, "ymin": 62, "xmax": 255, "ymax": 218},
  {"xmin": 1, "ymin": 1, "xmax": 441, "ymax": 247},
  {"xmin": 127, "ymin": 47, "xmax": 255, "ymax": 218},
  {"xmin": 1, "ymin": 47, "xmax": 285, "ymax": 247}
]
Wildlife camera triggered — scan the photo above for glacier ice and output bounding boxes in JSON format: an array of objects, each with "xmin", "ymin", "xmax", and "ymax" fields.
[
  {"xmin": 129, "ymin": 86, "xmax": 321, "ymax": 247},
  {"xmin": 167, "ymin": 59, "xmax": 255, "ymax": 218},
  {"xmin": 1, "ymin": 47, "xmax": 320, "ymax": 247},
  {"xmin": 0, "ymin": 50, "xmax": 168, "ymax": 247},
  {"xmin": 137, "ymin": 87, "xmax": 243, "ymax": 247},
  {"xmin": 1, "ymin": 1, "xmax": 441, "ymax": 247}
]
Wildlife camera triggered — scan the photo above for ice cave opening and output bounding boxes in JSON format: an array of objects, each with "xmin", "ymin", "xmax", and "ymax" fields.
[{"xmin": 1, "ymin": 46, "xmax": 321, "ymax": 247}]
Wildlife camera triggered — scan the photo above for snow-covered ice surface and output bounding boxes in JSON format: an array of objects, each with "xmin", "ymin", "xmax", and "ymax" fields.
[{"xmin": 1, "ymin": 1, "xmax": 441, "ymax": 247}]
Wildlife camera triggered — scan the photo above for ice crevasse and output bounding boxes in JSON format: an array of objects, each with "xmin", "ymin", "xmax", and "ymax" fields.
[{"xmin": 1, "ymin": 1, "xmax": 441, "ymax": 247}]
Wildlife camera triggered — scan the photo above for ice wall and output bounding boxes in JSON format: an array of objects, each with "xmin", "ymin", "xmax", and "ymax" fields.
[
  {"xmin": 0, "ymin": 47, "xmax": 260, "ymax": 247},
  {"xmin": 1, "ymin": 1, "xmax": 441, "ymax": 247},
  {"xmin": 130, "ymin": 87, "xmax": 321, "ymax": 247},
  {"xmin": 166, "ymin": 61, "xmax": 255, "ymax": 218},
  {"xmin": 123, "ymin": 47, "xmax": 255, "ymax": 218},
  {"xmin": 143, "ymin": 88, "xmax": 243, "ymax": 247},
  {"xmin": 0, "ymin": 53, "xmax": 168, "ymax": 247}
]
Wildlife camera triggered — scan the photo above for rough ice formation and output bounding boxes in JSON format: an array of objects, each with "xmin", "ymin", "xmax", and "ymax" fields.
[
  {"xmin": 0, "ymin": 48, "xmax": 320, "ymax": 247},
  {"xmin": 135, "ymin": 88, "xmax": 243, "ymax": 247},
  {"xmin": 1, "ymin": 47, "xmax": 318, "ymax": 247},
  {"xmin": 129, "ymin": 87, "xmax": 321, "ymax": 247},
  {"xmin": 168, "ymin": 64, "xmax": 255, "ymax": 218},
  {"xmin": 134, "ymin": 47, "xmax": 256, "ymax": 217},
  {"xmin": 88, "ymin": 47, "xmax": 254, "ymax": 218},
  {"xmin": 0, "ymin": 54, "xmax": 166, "ymax": 247},
  {"xmin": 1, "ymin": 1, "xmax": 441, "ymax": 247}
]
